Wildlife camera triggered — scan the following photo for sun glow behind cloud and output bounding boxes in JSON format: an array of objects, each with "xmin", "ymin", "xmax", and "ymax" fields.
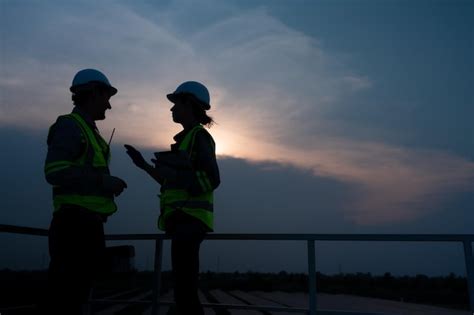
[
  {"xmin": 209, "ymin": 125, "xmax": 474, "ymax": 225},
  {"xmin": 1, "ymin": 0, "xmax": 473, "ymax": 226}
]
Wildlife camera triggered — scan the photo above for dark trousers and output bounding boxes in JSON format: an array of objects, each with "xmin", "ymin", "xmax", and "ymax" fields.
[
  {"xmin": 170, "ymin": 221, "xmax": 206, "ymax": 315},
  {"xmin": 44, "ymin": 206, "xmax": 105, "ymax": 315}
]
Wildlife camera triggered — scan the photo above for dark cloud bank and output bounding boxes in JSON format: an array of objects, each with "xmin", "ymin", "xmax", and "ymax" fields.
[{"xmin": 0, "ymin": 127, "xmax": 471, "ymax": 276}]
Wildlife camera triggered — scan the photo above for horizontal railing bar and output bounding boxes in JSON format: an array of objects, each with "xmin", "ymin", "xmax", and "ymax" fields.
[
  {"xmin": 106, "ymin": 233, "xmax": 474, "ymax": 242},
  {"xmin": 0, "ymin": 224, "xmax": 49, "ymax": 236},
  {"xmin": 2, "ymin": 224, "xmax": 473, "ymax": 242},
  {"xmin": 202, "ymin": 234, "xmax": 474, "ymax": 242}
]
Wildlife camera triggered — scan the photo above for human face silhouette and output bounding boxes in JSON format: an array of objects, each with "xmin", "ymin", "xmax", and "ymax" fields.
[
  {"xmin": 92, "ymin": 90, "xmax": 112, "ymax": 121},
  {"xmin": 170, "ymin": 98, "xmax": 194, "ymax": 126}
]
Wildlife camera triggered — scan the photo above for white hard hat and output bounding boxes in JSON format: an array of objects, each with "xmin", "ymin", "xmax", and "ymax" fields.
[
  {"xmin": 167, "ymin": 81, "xmax": 210, "ymax": 110},
  {"xmin": 70, "ymin": 69, "xmax": 117, "ymax": 95}
]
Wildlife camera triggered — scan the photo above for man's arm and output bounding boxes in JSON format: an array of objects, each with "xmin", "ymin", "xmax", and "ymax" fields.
[{"xmin": 44, "ymin": 117, "xmax": 102, "ymax": 189}]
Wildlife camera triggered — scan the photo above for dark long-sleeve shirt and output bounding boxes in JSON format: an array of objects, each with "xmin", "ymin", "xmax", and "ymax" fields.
[
  {"xmin": 162, "ymin": 125, "xmax": 220, "ymax": 196},
  {"xmin": 44, "ymin": 107, "xmax": 106, "ymax": 193}
]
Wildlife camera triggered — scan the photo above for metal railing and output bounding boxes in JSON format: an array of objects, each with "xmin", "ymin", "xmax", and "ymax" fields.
[{"xmin": 1, "ymin": 223, "xmax": 473, "ymax": 315}]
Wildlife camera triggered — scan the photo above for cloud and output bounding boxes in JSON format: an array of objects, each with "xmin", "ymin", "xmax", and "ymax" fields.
[
  {"xmin": 1, "ymin": 0, "xmax": 472, "ymax": 227},
  {"xmin": 0, "ymin": 1, "xmax": 370, "ymax": 141},
  {"xmin": 0, "ymin": 128, "xmax": 471, "ymax": 274},
  {"xmin": 1, "ymin": 1, "xmax": 193, "ymax": 128},
  {"xmin": 188, "ymin": 7, "xmax": 372, "ymax": 133},
  {"xmin": 214, "ymin": 131, "xmax": 474, "ymax": 225},
  {"xmin": 342, "ymin": 75, "xmax": 372, "ymax": 91}
]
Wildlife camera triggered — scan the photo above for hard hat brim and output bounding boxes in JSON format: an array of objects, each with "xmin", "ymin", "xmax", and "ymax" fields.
[
  {"xmin": 108, "ymin": 86, "xmax": 118, "ymax": 96},
  {"xmin": 167, "ymin": 93, "xmax": 210, "ymax": 110}
]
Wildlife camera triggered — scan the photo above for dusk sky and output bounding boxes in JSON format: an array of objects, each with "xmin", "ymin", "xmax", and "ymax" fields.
[{"xmin": 1, "ymin": 0, "xmax": 473, "ymax": 276}]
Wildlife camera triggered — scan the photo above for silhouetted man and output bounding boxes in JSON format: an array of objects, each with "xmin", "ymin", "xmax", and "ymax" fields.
[{"xmin": 43, "ymin": 69, "xmax": 127, "ymax": 314}]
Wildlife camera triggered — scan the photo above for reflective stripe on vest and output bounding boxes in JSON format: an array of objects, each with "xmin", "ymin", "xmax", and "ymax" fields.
[
  {"xmin": 46, "ymin": 113, "xmax": 117, "ymax": 215},
  {"xmin": 45, "ymin": 160, "xmax": 77, "ymax": 175},
  {"xmin": 158, "ymin": 125, "xmax": 214, "ymax": 231}
]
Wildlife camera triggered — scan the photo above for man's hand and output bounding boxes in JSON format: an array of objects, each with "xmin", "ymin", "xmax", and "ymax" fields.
[
  {"xmin": 124, "ymin": 144, "xmax": 147, "ymax": 169},
  {"xmin": 102, "ymin": 175, "xmax": 128, "ymax": 196}
]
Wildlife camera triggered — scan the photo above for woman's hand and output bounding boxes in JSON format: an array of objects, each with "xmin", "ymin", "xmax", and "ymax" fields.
[{"xmin": 124, "ymin": 144, "xmax": 147, "ymax": 169}]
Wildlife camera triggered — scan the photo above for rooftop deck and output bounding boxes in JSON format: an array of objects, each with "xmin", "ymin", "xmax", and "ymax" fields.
[{"xmin": 1, "ymin": 224, "xmax": 473, "ymax": 315}]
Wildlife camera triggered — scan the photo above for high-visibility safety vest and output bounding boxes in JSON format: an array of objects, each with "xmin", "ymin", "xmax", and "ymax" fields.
[
  {"xmin": 44, "ymin": 113, "xmax": 117, "ymax": 215},
  {"xmin": 158, "ymin": 125, "xmax": 214, "ymax": 231}
]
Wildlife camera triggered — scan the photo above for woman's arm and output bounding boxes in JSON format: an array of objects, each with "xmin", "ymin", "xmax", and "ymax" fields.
[
  {"xmin": 184, "ymin": 130, "xmax": 220, "ymax": 195},
  {"xmin": 142, "ymin": 163, "xmax": 165, "ymax": 184}
]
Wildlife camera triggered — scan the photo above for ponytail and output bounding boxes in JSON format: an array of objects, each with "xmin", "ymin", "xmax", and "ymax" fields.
[{"xmin": 183, "ymin": 94, "xmax": 215, "ymax": 128}]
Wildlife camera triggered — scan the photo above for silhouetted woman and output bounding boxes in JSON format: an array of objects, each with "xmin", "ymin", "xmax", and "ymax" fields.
[{"xmin": 125, "ymin": 81, "xmax": 220, "ymax": 315}]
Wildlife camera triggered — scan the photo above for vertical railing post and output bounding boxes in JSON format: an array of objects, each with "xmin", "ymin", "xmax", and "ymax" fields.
[
  {"xmin": 463, "ymin": 240, "xmax": 474, "ymax": 312},
  {"xmin": 307, "ymin": 240, "xmax": 317, "ymax": 315},
  {"xmin": 151, "ymin": 238, "xmax": 163, "ymax": 315}
]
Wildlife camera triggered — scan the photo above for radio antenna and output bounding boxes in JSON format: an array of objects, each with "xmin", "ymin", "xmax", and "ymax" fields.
[{"xmin": 108, "ymin": 128, "xmax": 116, "ymax": 146}]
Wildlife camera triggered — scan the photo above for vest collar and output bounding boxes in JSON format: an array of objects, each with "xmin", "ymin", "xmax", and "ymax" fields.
[
  {"xmin": 173, "ymin": 123, "xmax": 201, "ymax": 142},
  {"xmin": 72, "ymin": 107, "xmax": 97, "ymax": 130}
]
